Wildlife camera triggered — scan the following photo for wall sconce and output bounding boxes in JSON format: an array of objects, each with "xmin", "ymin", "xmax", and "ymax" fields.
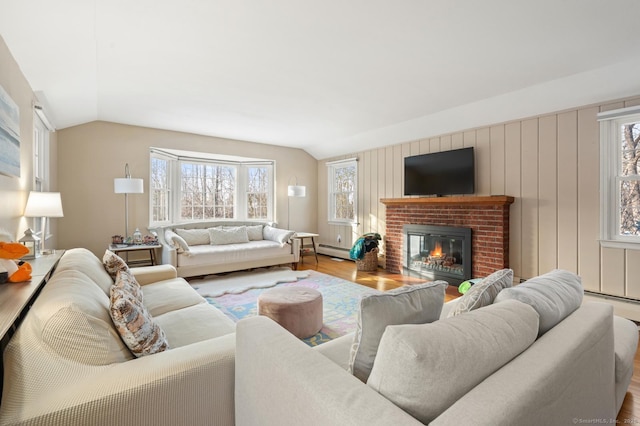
[
  {"xmin": 287, "ymin": 177, "xmax": 306, "ymax": 230},
  {"xmin": 114, "ymin": 163, "xmax": 144, "ymax": 239}
]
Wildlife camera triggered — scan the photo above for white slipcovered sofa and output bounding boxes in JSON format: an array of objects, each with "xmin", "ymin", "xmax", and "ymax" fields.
[
  {"xmin": 150, "ymin": 221, "xmax": 300, "ymax": 277},
  {"xmin": 236, "ymin": 269, "xmax": 639, "ymax": 425},
  {"xmin": 0, "ymin": 248, "xmax": 237, "ymax": 426}
]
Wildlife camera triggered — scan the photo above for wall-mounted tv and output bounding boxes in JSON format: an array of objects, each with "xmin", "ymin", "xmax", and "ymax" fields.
[{"xmin": 404, "ymin": 147, "xmax": 475, "ymax": 196}]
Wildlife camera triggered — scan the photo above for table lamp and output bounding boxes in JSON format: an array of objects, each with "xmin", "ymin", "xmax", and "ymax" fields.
[{"xmin": 23, "ymin": 191, "xmax": 64, "ymax": 255}]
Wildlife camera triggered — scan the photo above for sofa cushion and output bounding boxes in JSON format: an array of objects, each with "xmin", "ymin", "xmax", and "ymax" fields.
[
  {"xmin": 154, "ymin": 303, "xmax": 236, "ymax": 348},
  {"xmin": 494, "ymin": 269, "xmax": 583, "ymax": 336},
  {"xmin": 175, "ymin": 228, "xmax": 210, "ymax": 245},
  {"xmin": 142, "ymin": 277, "xmax": 206, "ymax": 316},
  {"xmin": 209, "ymin": 226, "xmax": 249, "ymax": 245},
  {"xmin": 263, "ymin": 225, "xmax": 295, "ymax": 245},
  {"xmin": 613, "ymin": 315, "xmax": 639, "ymax": 383},
  {"xmin": 246, "ymin": 224, "xmax": 264, "ymax": 241},
  {"xmin": 103, "ymin": 249, "xmax": 130, "ymax": 281},
  {"xmin": 448, "ymin": 268, "xmax": 513, "ymax": 317},
  {"xmin": 165, "ymin": 229, "xmax": 190, "ymax": 253},
  {"xmin": 367, "ymin": 299, "xmax": 539, "ymax": 424},
  {"xmin": 55, "ymin": 248, "xmax": 114, "ymax": 295},
  {"xmin": 35, "ymin": 269, "xmax": 133, "ymax": 365},
  {"xmin": 110, "ymin": 285, "xmax": 169, "ymax": 357},
  {"xmin": 348, "ymin": 281, "xmax": 448, "ymax": 382}
]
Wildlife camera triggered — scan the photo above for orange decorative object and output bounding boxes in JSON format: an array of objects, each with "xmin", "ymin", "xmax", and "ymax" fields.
[
  {"xmin": 0, "ymin": 242, "xmax": 29, "ymax": 259},
  {"xmin": 0, "ymin": 242, "xmax": 32, "ymax": 283}
]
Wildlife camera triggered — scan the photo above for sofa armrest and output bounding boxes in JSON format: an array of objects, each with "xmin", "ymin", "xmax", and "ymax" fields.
[
  {"xmin": 2, "ymin": 334, "xmax": 236, "ymax": 426},
  {"xmin": 235, "ymin": 316, "xmax": 421, "ymax": 426},
  {"xmin": 130, "ymin": 264, "xmax": 178, "ymax": 285}
]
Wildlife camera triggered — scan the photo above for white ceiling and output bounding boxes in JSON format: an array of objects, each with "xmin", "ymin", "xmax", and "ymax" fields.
[{"xmin": 2, "ymin": 0, "xmax": 640, "ymax": 159}]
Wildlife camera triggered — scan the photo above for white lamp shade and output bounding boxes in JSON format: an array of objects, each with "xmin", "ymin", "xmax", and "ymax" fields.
[
  {"xmin": 287, "ymin": 185, "xmax": 306, "ymax": 197},
  {"xmin": 114, "ymin": 178, "xmax": 144, "ymax": 194},
  {"xmin": 24, "ymin": 191, "xmax": 64, "ymax": 217}
]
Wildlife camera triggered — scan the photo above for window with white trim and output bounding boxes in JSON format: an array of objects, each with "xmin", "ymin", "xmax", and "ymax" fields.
[
  {"xmin": 150, "ymin": 148, "xmax": 274, "ymax": 225},
  {"xmin": 599, "ymin": 106, "xmax": 640, "ymax": 245},
  {"xmin": 32, "ymin": 112, "xmax": 51, "ymax": 235},
  {"xmin": 327, "ymin": 158, "xmax": 357, "ymax": 224}
]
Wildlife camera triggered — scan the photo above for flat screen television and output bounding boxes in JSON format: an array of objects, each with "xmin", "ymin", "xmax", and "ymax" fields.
[{"xmin": 404, "ymin": 147, "xmax": 475, "ymax": 196}]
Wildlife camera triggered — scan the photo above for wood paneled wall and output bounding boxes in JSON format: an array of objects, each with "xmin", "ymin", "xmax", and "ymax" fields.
[{"xmin": 318, "ymin": 95, "xmax": 640, "ymax": 298}]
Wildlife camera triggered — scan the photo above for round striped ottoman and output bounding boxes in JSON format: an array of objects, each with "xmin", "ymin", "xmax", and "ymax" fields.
[{"xmin": 257, "ymin": 286, "xmax": 323, "ymax": 339}]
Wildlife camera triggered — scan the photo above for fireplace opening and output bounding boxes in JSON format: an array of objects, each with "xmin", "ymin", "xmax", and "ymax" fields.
[{"xmin": 403, "ymin": 224, "xmax": 472, "ymax": 286}]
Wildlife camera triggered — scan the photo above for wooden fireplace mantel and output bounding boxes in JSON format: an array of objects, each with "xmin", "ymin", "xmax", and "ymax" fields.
[{"xmin": 381, "ymin": 195, "xmax": 514, "ymax": 207}]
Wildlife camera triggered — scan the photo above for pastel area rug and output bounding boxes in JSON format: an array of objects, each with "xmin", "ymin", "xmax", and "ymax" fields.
[{"xmin": 192, "ymin": 268, "xmax": 379, "ymax": 346}]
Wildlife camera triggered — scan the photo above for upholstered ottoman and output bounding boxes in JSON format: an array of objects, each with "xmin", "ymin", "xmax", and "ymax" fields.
[{"xmin": 257, "ymin": 286, "xmax": 323, "ymax": 338}]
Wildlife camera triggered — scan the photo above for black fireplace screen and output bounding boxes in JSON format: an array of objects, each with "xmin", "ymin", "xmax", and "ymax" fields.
[{"xmin": 403, "ymin": 224, "xmax": 472, "ymax": 285}]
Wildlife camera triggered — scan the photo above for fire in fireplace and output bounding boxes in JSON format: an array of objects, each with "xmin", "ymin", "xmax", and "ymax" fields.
[{"xmin": 403, "ymin": 224, "xmax": 472, "ymax": 285}]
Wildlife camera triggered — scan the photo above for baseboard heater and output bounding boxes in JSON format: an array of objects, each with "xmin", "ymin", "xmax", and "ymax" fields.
[
  {"xmin": 318, "ymin": 244, "xmax": 351, "ymax": 260},
  {"xmin": 584, "ymin": 290, "xmax": 640, "ymax": 305}
]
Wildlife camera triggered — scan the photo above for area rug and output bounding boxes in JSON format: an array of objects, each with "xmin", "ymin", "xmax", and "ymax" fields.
[
  {"xmin": 202, "ymin": 270, "xmax": 380, "ymax": 346},
  {"xmin": 192, "ymin": 267, "xmax": 310, "ymax": 297}
]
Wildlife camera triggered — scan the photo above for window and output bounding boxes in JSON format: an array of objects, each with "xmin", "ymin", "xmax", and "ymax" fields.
[
  {"xmin": 327, "ymin": 158, "xmax": 357, "ymax": 224},
  {"xmin": 32, "ymin": 111, "xmax": 52, "ymax": 235},
  {"xmin": 150, "ymin": 148, "xmax": 274, "ymax": 225},
  {"xmin": 599, "ymin": 106, "xmax": 640, "ymax": 246}
]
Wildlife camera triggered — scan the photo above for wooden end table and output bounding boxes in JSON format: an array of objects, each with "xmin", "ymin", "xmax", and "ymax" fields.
[
  {"xmin": 293, "ymin": 232, "xmax": 319, "ymax": 264},
  {"xmin": 109, "ymin": 243, "xmax": 161, "ymax": 266}
]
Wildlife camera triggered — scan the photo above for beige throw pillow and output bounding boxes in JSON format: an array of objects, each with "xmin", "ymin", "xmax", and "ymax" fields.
[
  {"xmin": 110, "ymin": 284, "xmax": 169, "ymax": 357},
  {"xmin": 348, "ymin": 281, "xmax": 448, "ymax": 382},
  {"xmin": 448, "ymin": 268, "xmax": 513, "ymax": 317},
  {"xmin": 103, "ymin": 249, "xmax": 130, "ymax": 281},
  {"xmin": 209, "ymin": 226, "xmax": 249, "ymax": 245},
  {"xmin": 494, "ymin": 268, "xmax": 583, "ymax": 336},
  {"xmin": 175, "ymin": 228, "xmax": 210, "ymax": 246},
  {"xmin": 246, "ymin": 224, "xmax": 264, "ymax": 241},
  {"xmin": 165, "ymin": 230, "xmax": 190, "ymax": 253},
  {"xmin": 263, "ymin": 225, "xmax": 295, "ymax": 245},
  {"xmin": 367, "ymin": 299, "xmax": 539, "ymax": 423}
]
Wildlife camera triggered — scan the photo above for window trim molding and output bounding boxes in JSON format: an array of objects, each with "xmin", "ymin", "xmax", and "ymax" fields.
[
  {"xmin": 327, "ymin": 158, "xmax": 358, "ymax": 225},
  {"xmin": 598, "ymin": 105, "xmax": 640, "ymax": 245},
  {"xmin": 149, "ymin": 148, "xmax": 275, "ymax": 225}
]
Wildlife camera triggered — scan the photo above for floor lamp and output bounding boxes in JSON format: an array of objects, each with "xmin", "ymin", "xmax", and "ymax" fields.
[
  {"xmin": 114, "ymin": 164, "xmax": 144, "ymax": 239},
  {"xmin": 23, "ymin": 191, "xmax": 64, "ymax": 255},
  {"xmin": 287, "ymin": 177, "xmax": 306, "ymax": 230}
]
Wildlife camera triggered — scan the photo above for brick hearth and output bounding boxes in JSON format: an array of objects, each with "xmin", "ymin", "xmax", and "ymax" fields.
[{"xmin": 381, "ymin": 196, "xmax": 514, "ymax": 278}]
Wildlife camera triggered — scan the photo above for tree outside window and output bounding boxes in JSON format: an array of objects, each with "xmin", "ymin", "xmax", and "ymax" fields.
[
  {"xmin": 619, "ymin": 122, "xmax": 640, "ymax": 236},
  {"xmin": 149, "ymin": 149, "xmax": 274, "ymax": 225},
  {"xmin": 327, "ymin": 159, "xmax": 357, "ymax": 224},
  {"xmin": 599, "ymin": 106, "xmax": 640, "ymax": 245}
]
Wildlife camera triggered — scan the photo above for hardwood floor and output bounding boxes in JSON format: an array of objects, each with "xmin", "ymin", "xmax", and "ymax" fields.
[{"xmin": 298, "ymin": 254, "xmax": 640, "ymax": 422}]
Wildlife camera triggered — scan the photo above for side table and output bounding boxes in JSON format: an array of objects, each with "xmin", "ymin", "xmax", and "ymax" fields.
[
  {"xmin": 109, "ymin": 244, "xmax": 161, "ymax": 266},
  {"xmin": 293, "ymin": 232, "xmax": 319, "ymax": 264}
]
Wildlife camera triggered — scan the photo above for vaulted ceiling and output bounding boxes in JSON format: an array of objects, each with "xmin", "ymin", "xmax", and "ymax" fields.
[{"xmin": 2, "ymin": 0, "xmax": 640, "ymax": 159}]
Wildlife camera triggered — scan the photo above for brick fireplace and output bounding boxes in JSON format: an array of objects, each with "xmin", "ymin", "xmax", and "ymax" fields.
[{"xmin": 381, "ymin": 196, "xmax": 514, "ymax": 279}]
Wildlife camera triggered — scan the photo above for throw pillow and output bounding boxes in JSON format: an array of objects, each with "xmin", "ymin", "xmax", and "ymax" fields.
[
  {"xmin": 165, "ymin": 230, "xmax": 190, "ymax": 253},
  {"xmin": 263, "ymin": 225, "xmax": 295, "ymax": 245},
  {"xmin": 367, "ymin": 299, "xmax": 539, "ymax": 424},
  {"xmin": 175, "ymin": 228, "xmax": 210, "ymax": 246},
  {"xmin": 448, "ymin": 268, "xmax": 513, "ymax": 317},
  {"xmin": 110, "ymin": 285, "xmax": 169, "ymax": 357},
  {"xmin": 494, "ymin": 269, "xmax": 583, "ymax": 336},
  {"xmin": 209, "ymin": 226, "xmax": 250, "ymax": 245},
  {"xmin": 246, "ymin": 224, "xmax": 264, "ymax": 241},
  {"xmin": 103, "ymin": 249, "xmax": 130, "ymax": 281},
  {"xmin": 348, "ymin": 280, "xmax": 448, "ymax": 382},
  {"xmin": 114, "ymin": 269, "xmax": 143, "ymax": 303}
]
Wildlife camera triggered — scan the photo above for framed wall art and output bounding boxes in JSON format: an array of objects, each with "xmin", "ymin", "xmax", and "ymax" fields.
[{"xmin": 0, "ymin": 84, "xmax": 20, "ymax": 177}]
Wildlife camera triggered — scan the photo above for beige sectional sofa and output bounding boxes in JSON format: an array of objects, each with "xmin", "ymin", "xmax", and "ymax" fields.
[
  {"xmin": 0, "ymin": 248, "xmax": 237, "ymax": 426},
  {"xmin": 236, "ymin": 269, "xmax": 639, "ymax": 426},
  {"xmin": 150, "ymin": 221, "xmax": 300, "ymax": 277}
]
